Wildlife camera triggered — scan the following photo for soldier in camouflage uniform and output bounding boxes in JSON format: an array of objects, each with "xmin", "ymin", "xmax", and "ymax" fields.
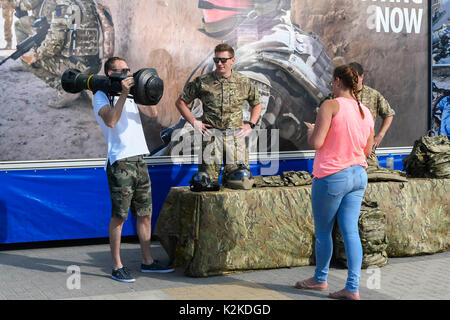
[
  {"xmin": 175, "ymin": 43, "xmax": 262, "ymax": 182},
  {"xmin": 15, "ymin": 0, "xmax": 113, "ymax": 108},
  {"xmin": 14, "ymin": 0, "xmax": 41, "ymax": 44},
  {"xmin": 1, "ymin": 0, "xmax": 16, "ymax": 49}
]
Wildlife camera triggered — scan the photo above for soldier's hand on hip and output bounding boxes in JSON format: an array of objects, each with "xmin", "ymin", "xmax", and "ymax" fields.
[
  {"xmin": 192, "ymin": 119, "xmax": 212, "ymax": 136},
  {"xmin": 235, "ymin": 124, "xmax": 252, "ymax": 138}
]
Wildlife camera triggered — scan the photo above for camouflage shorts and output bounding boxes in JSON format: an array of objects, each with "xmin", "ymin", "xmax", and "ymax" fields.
[{"xmin": 106, "ymin": 156, "xmax": 152, "ymax": 220}]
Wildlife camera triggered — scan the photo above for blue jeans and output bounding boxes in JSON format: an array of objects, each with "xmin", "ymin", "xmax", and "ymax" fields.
[{"xmin": 311, "ymin": 165, "xmax": 368, "ymax": 292}]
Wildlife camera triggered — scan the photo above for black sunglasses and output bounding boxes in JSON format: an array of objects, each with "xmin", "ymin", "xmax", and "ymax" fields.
[
  {"xmin": 213, "ymin": 57, "xmax": 233, "ymax": 64},
  {"xmin": 111, "ymin": 68, "xmax": 131, "ymax": 74}
]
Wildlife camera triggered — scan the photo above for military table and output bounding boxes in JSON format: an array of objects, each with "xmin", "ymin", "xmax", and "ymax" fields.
[{"xmin": 153, "ymin": 179, "xmax": 450, "ymax": 277}]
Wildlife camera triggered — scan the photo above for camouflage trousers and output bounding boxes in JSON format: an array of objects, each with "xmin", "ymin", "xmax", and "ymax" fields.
[
  {"xmin": 1, "ymin": 1, "xmax": 15, "ymax": 47},
  {"xmin": 29, "ymin": 55, "xmax": 101, "ymax": 91},
  {"xmin": 198, "ymin": 131, "xmax": 249, "ymax": 182},
  {"xmin": 106, "ymin": 156, "xmax": 152, "ymax": 220}
]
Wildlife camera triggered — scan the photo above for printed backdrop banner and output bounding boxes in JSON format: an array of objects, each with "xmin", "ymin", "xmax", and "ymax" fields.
[
  {"xmin": 431, "ymin": 0, "xmax": 449, "ymax": 137},
  {"xmin": 0, "ymin": 0, "xmax": 430, "ymax": 161}
]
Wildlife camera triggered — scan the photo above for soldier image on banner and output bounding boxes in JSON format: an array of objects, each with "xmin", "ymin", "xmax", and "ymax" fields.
[
  {"xmin": 1, "ymin": 0, "xmax": 17, "ymax": 49},
  {"xmin": 156, "ymin": 0, "xmax": 334, "ymax": 156},
  {"xmin": 12, "ymin": 0, "xmax": 114, "ymax": 108}
]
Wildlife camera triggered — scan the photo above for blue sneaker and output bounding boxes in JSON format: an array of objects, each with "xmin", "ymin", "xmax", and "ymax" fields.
[
  {"xmin": 111, "ymin": 266, "xmax": 135, "ymax": 283},
  {"xmin": 141, "ymin": 260, "xmax": 175, "ymax": 273}
]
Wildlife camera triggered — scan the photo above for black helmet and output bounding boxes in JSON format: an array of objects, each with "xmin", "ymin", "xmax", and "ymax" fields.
[
  {"xmin": 190, "ymin": 171, "xmax": 222, "ymax": 192},
  {"xmin": 223, "ymin": 164, "xmax": 255, "ymax": 190}
]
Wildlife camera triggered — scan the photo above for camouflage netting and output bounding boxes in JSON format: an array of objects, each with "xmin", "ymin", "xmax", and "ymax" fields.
[
  {"xmin": 403, "ymin": 134, "xmax": 450, "ymax": 178},
  {"xmin": 154, "ymin": 186, "xmax": 315, "ymax": 277},
  {"xmin": 364, "ymin": 179, "xmax": 449, "ymax": 258},
  {"xmin": 154, "ymin": 179, "xmax": 449, "ymax": 277},
  {"xmin": 333, "ymin": 200, "xmax": 388, "ymax": 269}
]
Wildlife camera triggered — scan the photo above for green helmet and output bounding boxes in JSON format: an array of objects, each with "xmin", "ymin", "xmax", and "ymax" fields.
[{"xmin": 223, "ymin": 164, "xmax": 255, "ymax": 190}]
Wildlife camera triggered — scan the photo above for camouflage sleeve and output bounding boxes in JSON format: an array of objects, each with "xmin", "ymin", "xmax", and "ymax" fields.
[
  {"xmin": 377, "ymin": 92, "xmax": 396, "ymax": 119},
  {"xmin": 179, "ymin": 77, "xmax": 200, "ymax": 106},
  {"xmin": 38, "ymin": 16, "xmax": 69, "ymax": 57},
  {"xmin": 246, "ymin": 78, "xmax": 261, "ymax": 108},
  {"xmin": 19, "ymin": 0, "xmax": 41, "ymax": 10}
]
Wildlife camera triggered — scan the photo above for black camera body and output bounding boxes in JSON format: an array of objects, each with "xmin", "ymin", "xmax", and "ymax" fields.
[
  {"xmin": 104, "ymin": 72, "xmax": 128, "ymax": 96},
  {"xmin": 61, "ymin": 68, "xmax": 164, "ymax": 106}
]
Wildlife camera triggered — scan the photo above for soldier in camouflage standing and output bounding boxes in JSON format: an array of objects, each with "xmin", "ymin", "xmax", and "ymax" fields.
[
  {"xmin": 15, "ymin": 0, "xmax": 114, "ymax": 108},
  {"xmin": 1, "ymin": 0, "xmax": 16, "ymax": 49},
  {"xmin": 348, "ymin": 62, "xmax": 395, "ymax": 166},
  {"xmin": 175, "ymin": 43, "xmax": 262, "ymax": 183}
]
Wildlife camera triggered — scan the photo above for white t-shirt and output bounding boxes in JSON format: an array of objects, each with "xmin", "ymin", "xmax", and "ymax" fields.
[{"xmin": 93, "ymin": 91, "xmax": 150, "ymax": 167}]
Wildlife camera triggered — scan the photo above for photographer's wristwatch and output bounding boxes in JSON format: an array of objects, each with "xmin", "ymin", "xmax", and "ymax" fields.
[{"xmin": 244, "ymin": 121, "xmax": 256, "ymax": 129}]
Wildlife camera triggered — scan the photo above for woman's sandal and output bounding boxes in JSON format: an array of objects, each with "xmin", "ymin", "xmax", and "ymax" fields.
[
  {"xmin": 294, "ymin": 278, "xmax": 328, "ymax": 291},
  {"xmin": 328, "ymin": 289, "xmax": 360, "ymax": 300}
]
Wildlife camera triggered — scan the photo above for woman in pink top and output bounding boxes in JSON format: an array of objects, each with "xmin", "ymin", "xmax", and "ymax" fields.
[{"xmin": 294, "ymin": 65, "xmax": 374, "ymax": 300}]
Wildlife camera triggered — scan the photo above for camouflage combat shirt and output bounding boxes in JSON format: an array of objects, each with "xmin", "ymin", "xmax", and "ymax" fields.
[
  {"xmin": 180, "ymin": 70, "xmax": 261, "ymax": 130},
  {"xmin": 358, "ymin": 85, "xmax": 396, "ymax": 121}
]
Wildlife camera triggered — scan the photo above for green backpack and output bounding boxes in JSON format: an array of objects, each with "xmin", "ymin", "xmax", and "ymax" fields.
[
  {"xmin": 403, "ymin": 134, "xmax": 450, "ymax": 178},
  {"xmin": 333, "ymin": 201, "xmax": 388, "ymax": 269}
]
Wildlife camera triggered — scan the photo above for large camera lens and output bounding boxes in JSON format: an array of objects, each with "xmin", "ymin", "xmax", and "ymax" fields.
[
  {"xmin": 61, "ymin": 68, "xmax": 164, "ymax": 106},
  {"xmin": 61, "ymin": 69, "xmax": 112, "ymax": 94},
  {"xmin": 132, "ymin": 68, "xmax": 164, "ymax": 105}
]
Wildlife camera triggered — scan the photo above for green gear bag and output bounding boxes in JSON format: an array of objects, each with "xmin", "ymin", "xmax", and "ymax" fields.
[
  {"xmin": 403, "ymin": 134, "xmax": 450, "ymax": 178},
  {"xmin": 333, "ymin": 200, "xmax": 388, "ymax": 269}
]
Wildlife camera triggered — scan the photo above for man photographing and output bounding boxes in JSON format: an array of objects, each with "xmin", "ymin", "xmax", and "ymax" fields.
[{"xmin": 93, "ymin": 57, "xmax": 173, "ymax": 283}]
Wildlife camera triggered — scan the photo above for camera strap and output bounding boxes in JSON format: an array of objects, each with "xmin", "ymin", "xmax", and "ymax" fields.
[{"xmin": 108, "ymin": 94, "xmax": 114, "ymax": 107}]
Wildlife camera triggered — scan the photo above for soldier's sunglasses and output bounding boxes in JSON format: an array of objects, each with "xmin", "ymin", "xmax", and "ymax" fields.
[
  {"xmin": 111, "ymin": 68, "xmax": 131, "ymax": 74},
  {"xmin": 213, "ymin": 57, "xmax": 233, "ymax": 64}
]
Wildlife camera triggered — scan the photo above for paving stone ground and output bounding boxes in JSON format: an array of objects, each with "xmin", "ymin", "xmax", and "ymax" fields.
[{"xmin": 0, "ymin": 240, "xmax": 448, "ymax": 301}]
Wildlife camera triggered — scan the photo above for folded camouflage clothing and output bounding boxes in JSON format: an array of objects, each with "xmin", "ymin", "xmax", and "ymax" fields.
[
  {"xmin": 282, "ymin": 171, "xmax": 313, "ymax": 186},
  {"xmin": 403, "ymin": 134, "xmax": 450, "ymax": 178},
  {"xmin": 253, "ymin": 175, "xmax": 285, "ymax": 187},
  {"xmin": 253, "ymin": 171, "xmax": 313, "ymax": 187},
  {"xmin": 366, "ymin": 165, "xmax": 408, "ymax": 182},
  {"xmin": 333, "ymin": 200, "xmax": 388, "ymax": 269}
]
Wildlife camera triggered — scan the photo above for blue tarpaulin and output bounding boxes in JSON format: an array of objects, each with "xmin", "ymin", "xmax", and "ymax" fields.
[
  {"xmin": 0, "ymin": 164, "xmax": 199, "ymax": 244},
  {"xmin": 0, "ymin": 156, "xmax": 405, "ymax": 244}
]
